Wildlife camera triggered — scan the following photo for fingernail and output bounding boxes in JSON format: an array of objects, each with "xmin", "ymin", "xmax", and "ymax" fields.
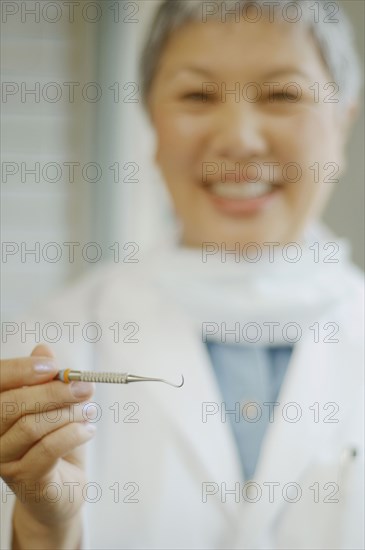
[
  {"xmin": 34, "ymin": 363, "xmax": 57, "ymax": 374},
  {"xmin": 70, "ymin": 381, "xmax": 94, "ymax": 397},
  {"xmin": 83, "ymin": 422, "xmax": 97, "ymax": 434}
]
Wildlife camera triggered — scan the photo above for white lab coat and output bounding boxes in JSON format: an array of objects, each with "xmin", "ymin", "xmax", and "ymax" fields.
[{"xmin": 1, "ymin": 257, "xmax": 364, "ymax": 549}]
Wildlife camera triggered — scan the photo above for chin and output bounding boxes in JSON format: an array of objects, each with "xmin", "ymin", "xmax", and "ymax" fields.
[{"xmin": 204, "ymin": 221, "xmax": 285, "ymax": 246}]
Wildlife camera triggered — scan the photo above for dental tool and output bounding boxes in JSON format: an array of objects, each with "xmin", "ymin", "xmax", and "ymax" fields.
[{"xmin": 56, "ymin": 369, "xmax": 184, "ymax": 388}]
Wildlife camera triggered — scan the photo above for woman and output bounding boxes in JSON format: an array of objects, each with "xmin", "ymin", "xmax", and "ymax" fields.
[{"xmin": 1, "ymin": 1, "xmax": 363, "ymax": 548}]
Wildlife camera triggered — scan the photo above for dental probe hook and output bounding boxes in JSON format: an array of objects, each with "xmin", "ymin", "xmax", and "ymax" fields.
[
  {"xmin": 56, "ymin": 369, "xmax": 184, "ymax": 388},
  {"xmin": 124, "ymin": 374, "xmax": 185, "ymax": 388}
]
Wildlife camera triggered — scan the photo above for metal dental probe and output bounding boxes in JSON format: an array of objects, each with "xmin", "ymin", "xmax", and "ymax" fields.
[{"xmin": 56, "ymin": 369, "xmax": 185, "ymax": 388}]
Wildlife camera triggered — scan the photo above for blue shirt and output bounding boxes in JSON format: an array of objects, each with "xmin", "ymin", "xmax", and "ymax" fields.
[{"xmin": 205, "ymin": 342, "xmax": 293, "ymax": 480}]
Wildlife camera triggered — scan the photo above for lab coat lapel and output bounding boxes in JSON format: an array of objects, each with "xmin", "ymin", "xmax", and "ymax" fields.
[
  {"xmin": 231, "ymin": 333, "xmax": 349, "ymax": 549},
  {"xmin": 98, "ymin": 272, "xmax": 245, "ymax": 522}
]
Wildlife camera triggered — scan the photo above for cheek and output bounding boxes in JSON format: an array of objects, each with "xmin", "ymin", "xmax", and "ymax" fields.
[
  {"xmin": 277, "ymin": 109, "xmax": 340, "ymax": 165},
  {"xmin": 271, "ymin": 111, "xmax": 341, "ymax": 194},
  {"xmin": 264, "ymin": 112, "xmax": 339, "ymax": 218},
  {"xmin": 155, "ymin": 112, "xmax": 208, "ymax": 171}
]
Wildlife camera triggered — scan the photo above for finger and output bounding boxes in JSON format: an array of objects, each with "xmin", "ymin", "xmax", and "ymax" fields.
[
  {"xmin": 31, "ymin": 344, "xmax": 55, "ymax": 359},
  {"xmin": 2, "ymin": 421, "xmax": 97, "ymax": 483},
  {"xmin": 0, "ymin": 379, "xmax": 95, "ymax": 436},
  {"xmin": 0, "ymin": 352, "xmax": 58, "ymax": 393},
  {"xmin": 1, "ymin": 401, "xmax": 91, "ymax": 463}
]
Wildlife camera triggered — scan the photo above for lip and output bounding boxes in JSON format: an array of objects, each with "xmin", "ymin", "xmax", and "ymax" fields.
[
  {"xmin": 217, "ymin": 176, "xmax": 255, "ymax": 183},
  {"xmin": 203, "ymin": 184, "xmax": 282, "ymax": 215}
]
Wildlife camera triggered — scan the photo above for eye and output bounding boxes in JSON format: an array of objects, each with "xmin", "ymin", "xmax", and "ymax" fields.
[
  {"xmin": 270, "ymin": 92, "xmax": 298, "ymax": 102},
  {"xmin": 182, "ymin": 91, "xmax": 210, "ymax": 102},
  {"xmin": 272, "ymin": 92, "xmax": 286, "ymax": 100}
]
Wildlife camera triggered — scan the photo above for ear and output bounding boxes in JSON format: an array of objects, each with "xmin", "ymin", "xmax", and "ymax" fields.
[
  {"xmin": 339, "ymin": 100, "xmax": 360, "ymax": 144},
  {"xmin": 334, "ymin": 100, "xmax": 360, "ymax": 177}
]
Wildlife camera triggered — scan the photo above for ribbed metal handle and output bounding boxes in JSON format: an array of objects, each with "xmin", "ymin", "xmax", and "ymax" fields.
[{"xmin": 76, "ymin": 371, "xmax": 129, "ymax": 383}]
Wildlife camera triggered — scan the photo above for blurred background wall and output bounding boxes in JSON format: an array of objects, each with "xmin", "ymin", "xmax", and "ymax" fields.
[
  {"xmin": 1, "ymin": 0, "xmax": 364, "ymax": 321},
  {"xmin": 322, "ymin": 1, "xmax": 364, "ymax": 267}
]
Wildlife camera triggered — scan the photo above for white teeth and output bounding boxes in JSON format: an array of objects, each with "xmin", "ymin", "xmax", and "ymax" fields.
[{"xmin": 209, "ymin": 181, "xmax": 273, "ymax": 199}]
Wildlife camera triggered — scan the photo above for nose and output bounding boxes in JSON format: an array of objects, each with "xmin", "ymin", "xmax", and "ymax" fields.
[{"xmin": 209, "ymin": 101, "xmax": 269, "ymax": 161}]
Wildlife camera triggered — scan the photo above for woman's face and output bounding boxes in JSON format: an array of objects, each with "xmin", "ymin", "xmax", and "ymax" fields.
[{"xmin": 148, "ymin": 17, "xmax": 353, "ymax": 247}]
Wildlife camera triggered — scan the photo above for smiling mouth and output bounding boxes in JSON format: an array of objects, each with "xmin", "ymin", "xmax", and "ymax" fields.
[
  {"xmin": 205, "ymin": 181, "xmax": 280, "ymax": 199},
  {"xmin": 201, "ymin": 180, "xmax": 283, "ymax": 215}
]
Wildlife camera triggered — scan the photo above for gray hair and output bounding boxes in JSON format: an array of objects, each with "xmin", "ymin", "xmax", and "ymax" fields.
[{"xmin": 139, "ymin": 0, "xmax": 363, "ymax": 111}]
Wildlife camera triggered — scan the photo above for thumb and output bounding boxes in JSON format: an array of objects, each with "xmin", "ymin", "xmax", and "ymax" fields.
[{"xmin": 30, "ymin": 344, "xmax": 55, "ymax": 359}]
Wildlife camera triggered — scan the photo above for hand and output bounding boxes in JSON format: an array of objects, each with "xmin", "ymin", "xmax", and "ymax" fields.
[{"xmin": 0, "ymin": 344, "xmax": 96, "ymax": 547}]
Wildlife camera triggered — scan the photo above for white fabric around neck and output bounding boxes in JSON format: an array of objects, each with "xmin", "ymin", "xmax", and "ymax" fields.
[{"xmin": 142, "ymin": 223, "xmax": 355, "ymax": 346}]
